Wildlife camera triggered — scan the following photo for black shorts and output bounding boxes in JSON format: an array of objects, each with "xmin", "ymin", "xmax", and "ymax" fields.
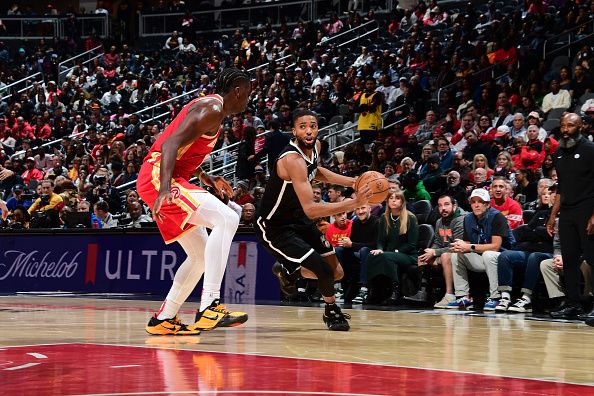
[{"xmin": 255, "ymin": 217, "xmax": 335, "ymax": 271}]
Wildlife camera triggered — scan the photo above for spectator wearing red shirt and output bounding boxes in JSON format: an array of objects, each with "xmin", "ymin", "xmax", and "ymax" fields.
[
  {"xmin": 326, "ymin": 211, "xmax": 353, "ymax": 247},
  {"xmin": 490, "ymin": 177, "xmax": 524, "ymax": 230},
  {"xmin": 21, "ymin": 157, "xmax": 44, "ymax": 185},
  {"xmin": 34, "ymin": 118, "xmax": 52, "ymax": 141},
  {"xmin": 403, "ymin": 113, "xmax": 420, "ymax": 136},
  {"xmin": 231, "ymin": 114, "xmax": 246, "ymax": 141},
  {"xmin": 102, "ymin": 45, "xmax": 120, "ymax": 68},
  {"xmin": 517, "ymin": 125, "xmax": 545, "ymax": 170},
  {"xmin": 233, "ymin": 180, "xmax": 254, "ymax": 206},
  {"xmin": 12, "ymin": 117, "xmax": 34, "ymax": 140}
]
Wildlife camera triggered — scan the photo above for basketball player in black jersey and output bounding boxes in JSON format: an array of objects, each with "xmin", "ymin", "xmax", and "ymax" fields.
[{"xmin": 255, "ymin": 109, "xmax": 372, "ymax": 331}]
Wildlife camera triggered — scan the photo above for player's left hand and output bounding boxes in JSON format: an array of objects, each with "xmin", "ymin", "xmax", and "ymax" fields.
[{"xmin": 203, "ymin": 175, "xmax": 233, "ymax": 200}]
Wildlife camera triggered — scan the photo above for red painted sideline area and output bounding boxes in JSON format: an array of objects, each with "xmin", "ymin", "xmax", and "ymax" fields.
[{"xmin": 1, "ymin": 344, "xmax": 588, "ymax": 395}]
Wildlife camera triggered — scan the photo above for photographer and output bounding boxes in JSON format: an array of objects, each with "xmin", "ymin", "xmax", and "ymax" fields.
[
  {"xmin": 6, "ymin": 184, "xmax": 33, "ymax": 211},
  {"xmin": 77, "ymin": 200, "xmax": 102, "ymax": 229},
  {"xmin": 85, "ymin": 166, "xmax": 122, "ymax": 213},
  {"xmin": 4, "ymin": 204, "xmax": 30, "ymax": 229},
  {"xmin": 27, "ymin": 180, "xmax": 63, "ymax": 215}
]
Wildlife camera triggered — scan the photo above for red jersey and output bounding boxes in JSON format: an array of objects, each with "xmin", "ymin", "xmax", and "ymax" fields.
[
  {"xmin": 144, "ymin": 94, "xmax": 223, "ymax": 180},
  {"xmin": 490, "ymin": 197, "xmax": 523, "ymax": 230},
  {"xmin": 137, "ymin": 94, "xmax": 224, "ymax": 244}
]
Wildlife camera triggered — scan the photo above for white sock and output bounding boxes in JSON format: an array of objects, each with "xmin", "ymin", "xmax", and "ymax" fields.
[
  {"xmin": 188, "ymin": 193, "xmax": 239, "ymax": 313},
  {"xmin": 522, "ymin": 294, "xmax": 531, "ymax": 303},
  {"xmin": 501, "ymin": 291, "xmax": 511, "ymax": 300},
  {"xmin": 156, "ymin": 227, "xmax": 207, "ymax": 320},
  {"xmin": 200, "ymin": 288, "xmax": 221, "ymax": 311},
  {"xmin": 445, "ymin": 293, "xmax": 455, "ymax": 299},
  {"xmin": 156, "ymin": 298, "xmax": 181, "ymax": 320}
]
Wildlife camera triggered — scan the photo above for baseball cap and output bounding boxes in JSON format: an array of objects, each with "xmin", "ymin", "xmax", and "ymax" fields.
[
  {"xmin": 236, "ymin": 180, "xmax": 249, "ymax": 190},
  {"xmin": 26, "ymin": 157, "xmax": 35, "ymax": 162},
  {"xmin": 254, "ymin": 165, "xmax": 265, "ymax": 174},
  {"xmin": 528, "ymin": 111, "xmax": 540, "ymax": 119},
  {"xmin": 494, "ymin": 125, "xmax": 510, "ymax": 138},
  {"xmin": 470, "ymin": 188, "xmax": 490, "ymax": 203},
  {"xmin": 585, "ymin": 105, "xmax": 594, "ymax": 113}
]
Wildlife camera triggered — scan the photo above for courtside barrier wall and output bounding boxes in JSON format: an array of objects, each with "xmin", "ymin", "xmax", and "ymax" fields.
[{"xmin": 0, "ymin": 228, "xmax": 280, "ymax": 302}]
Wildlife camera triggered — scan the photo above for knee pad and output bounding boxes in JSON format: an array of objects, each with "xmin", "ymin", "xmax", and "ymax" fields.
[{"xmin": 301, "ymin": 253, "xmax": 335, "ymax": 297}]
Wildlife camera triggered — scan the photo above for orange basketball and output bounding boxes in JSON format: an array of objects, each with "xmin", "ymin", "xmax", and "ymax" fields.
[{"xmin": 354, "ymin": 171, "xmax": 390, "ymax": 204}]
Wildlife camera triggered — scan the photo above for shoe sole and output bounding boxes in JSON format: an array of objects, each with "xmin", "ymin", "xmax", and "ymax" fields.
[
  {"xmin": 495, "ymin": 307, "xmax": 508, "ymax": 312},
  {"xmin": 328, "ymin": 325, "xmax": 350, "ymax": 331},
  {"xmin": 218, "ymin": 314, "xmax": 249, "ymax": 327},
  {"xmin": 145, "ymin": 327, "xmax": 201, "ymax": 336},
  {"xmin": 483, "ymin": 307, "xmax": 497, "ymax": 311},
  {"xmin": 508, "ymin": 308, "xmax": 531, "ymax": 313}
]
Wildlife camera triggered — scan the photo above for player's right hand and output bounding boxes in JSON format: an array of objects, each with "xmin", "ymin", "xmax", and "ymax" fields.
[
  {"xmin": 152, "ymin": 190, "xmax": 173, "ymax": 223},
  {"xmin": 355, "ymin": 183, "xmax": 372, "ymax": 205}
]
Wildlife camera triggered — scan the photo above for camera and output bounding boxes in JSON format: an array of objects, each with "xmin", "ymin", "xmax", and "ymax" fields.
[
  {"xmin": 95, "ymin": 175, "xmax": 107, "ymax": 184},
  {"xmin": 97, "ymin": 187, "xmax": 107, "ymax": 195},
  {"xmin": 40, "ymin": 194, "xmax": 51, "ymax": 205}
]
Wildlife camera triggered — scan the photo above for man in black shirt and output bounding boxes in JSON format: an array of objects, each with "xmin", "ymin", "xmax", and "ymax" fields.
[
  {"xmin": 547, "ymin": 113, "xmax": 594, "ymax": 323},
  {"xmin": 255, "ymin": 110, "xmax": 372, "ymax": 331}
]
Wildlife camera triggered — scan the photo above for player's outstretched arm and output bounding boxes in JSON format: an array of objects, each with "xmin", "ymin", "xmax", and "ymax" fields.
[
  {"xmin": 314, "ymin": 166, "xmax": 356, "ymax": 188},
  {"xmin": 282, "ymin": 154, "xmax": 371, "ymax": 219}
]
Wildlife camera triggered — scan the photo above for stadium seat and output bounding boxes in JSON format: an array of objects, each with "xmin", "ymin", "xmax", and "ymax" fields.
[{"xmin": 412, "ymin": 200, "xmax": 433, "ymax": 225}]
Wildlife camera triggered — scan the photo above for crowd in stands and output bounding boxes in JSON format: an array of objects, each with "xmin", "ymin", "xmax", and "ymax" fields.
[{"xmin": 0, "ymin": 0, "xmax": 593, "ymax": 312}]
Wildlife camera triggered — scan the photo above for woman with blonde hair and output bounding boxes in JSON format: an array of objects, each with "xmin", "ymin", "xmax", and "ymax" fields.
[
  {"xmin": 365, "ymin": 189, "xmax": 419, "ymax": 304},
  {"xmin": 469, "ymin": 153, "xmax": 493, "ymax": 183},
  {"xmin": 494, "ymin": 150, "xmax": 515, "ymax": 177}
]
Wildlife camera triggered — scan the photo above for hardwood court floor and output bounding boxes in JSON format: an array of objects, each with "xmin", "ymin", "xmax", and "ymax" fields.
[{"xmin": 1, "ymin": 295, "xmax": 594, "ymax": 395}]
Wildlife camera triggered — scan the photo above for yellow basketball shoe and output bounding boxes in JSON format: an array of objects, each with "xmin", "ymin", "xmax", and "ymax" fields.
[
  {"xmin": 209, "ymin": 302, "xmax": 248, "ymax": 328},
  {"xmin": 191, "ymin": 299, "xmax": 228, "ymax": 331},
  {"xmin": 145, "ymin": 315, "xmax": 201, "ymax": 336}
]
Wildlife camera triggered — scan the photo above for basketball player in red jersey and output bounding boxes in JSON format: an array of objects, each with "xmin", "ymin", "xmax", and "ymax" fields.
[{"xmin": 137, "ymin": 68, "xmax": 251, "ymax": 335}]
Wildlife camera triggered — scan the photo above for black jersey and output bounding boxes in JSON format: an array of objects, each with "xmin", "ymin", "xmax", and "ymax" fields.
[
  {"xmin": 554, "ymin": 137, "xmax": 594, "ymax": 209},
  {"xmin": 256, "ymin": 140, "xmax": 318, "ymax": 227}
]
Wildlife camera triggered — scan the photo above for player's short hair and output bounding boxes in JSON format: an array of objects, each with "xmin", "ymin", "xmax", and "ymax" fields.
[
  {"xmin": 292, "ymin": 109, "xmax": 318, "ymax": 124},
  {"xmin": 215, "ymin": 68, "xmax": 250, "ymax": 95}
]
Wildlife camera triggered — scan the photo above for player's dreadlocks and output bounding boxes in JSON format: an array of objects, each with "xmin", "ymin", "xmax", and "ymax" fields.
[{"xmin": 215, "ymin": 68, "xmax": 250, "ymax": 95}]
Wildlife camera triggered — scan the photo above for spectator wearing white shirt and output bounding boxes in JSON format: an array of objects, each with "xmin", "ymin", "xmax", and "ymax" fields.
[
  {"xmin": 541, "ymin": 79, "xmax": 571, "ymax": 114},
  {"xmin": 179, "ymin": 37, "xmax": 196, "ymax": 53},
  {"xmin": 100, "ymin": 83, "xmax": 121, "ymax": 107},
  {"xmin": 376, "ymin": 74, "xmax": 397, "ymax": 106},
  {"xmin": 1, "ymin": 128, "xmax": 15, "ymax": 155},
  {"xmin": 352, "ymin": 46, "xmax": 372, "ymax": 68}
]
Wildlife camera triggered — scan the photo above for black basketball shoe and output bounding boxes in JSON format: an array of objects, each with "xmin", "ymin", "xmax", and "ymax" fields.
[
  {"xmin": 323, "ymin": 304, "xmax": 351, "ymax": 331},
  {"xmin": 272, "ymin": 262, "xmax": 297, "ymax": 296}
]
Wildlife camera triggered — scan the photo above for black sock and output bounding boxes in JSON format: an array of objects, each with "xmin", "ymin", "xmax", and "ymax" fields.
[{"xmin": 325, "ymin": 302, "xmax": 338, "ymax": 314}]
